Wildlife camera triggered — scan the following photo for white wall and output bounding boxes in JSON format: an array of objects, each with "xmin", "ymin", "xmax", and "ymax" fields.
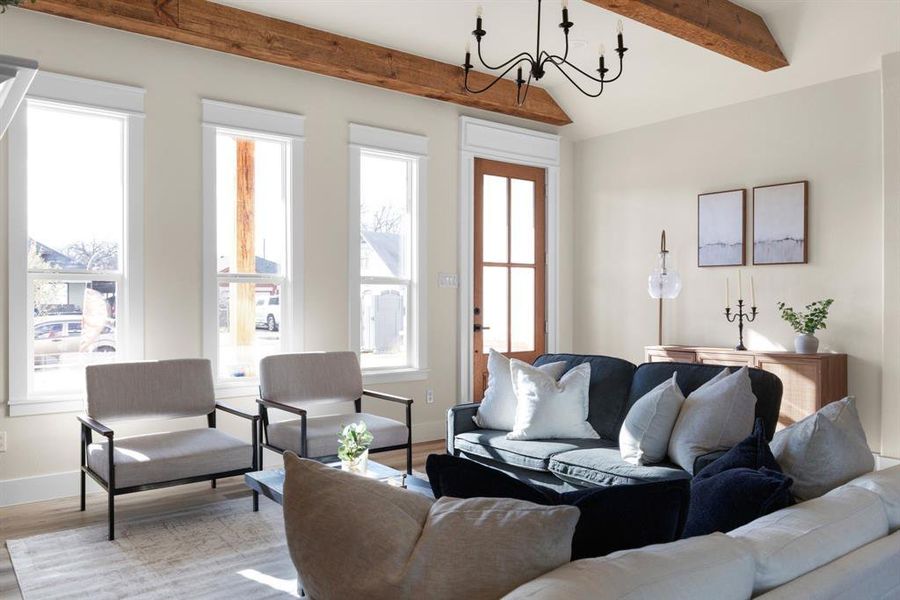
[
  {"xmin": 574, "ymin": 72, "xmax": 889, "ymax": 453},
  {"xmin": 883, "ymin": 52, "xmax": 900, "ymax": 458},
  {"xmin": 0, "ymin": 10, "xmax": 574, "ymax": 500}
]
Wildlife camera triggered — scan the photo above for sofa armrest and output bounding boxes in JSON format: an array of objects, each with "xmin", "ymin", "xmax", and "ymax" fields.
[
  {"xmin": 692, "ymin": 450, "xmax": 728, "ymax": 476},
  {"xmin": 447, "ymin": 403, "xmax": 480, "ymax": 455}
]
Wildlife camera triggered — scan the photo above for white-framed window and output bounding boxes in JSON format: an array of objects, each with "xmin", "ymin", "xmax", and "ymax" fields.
[
  {"xmin": 201, "ymin": 100, "xmax": 304, "ymax": 394},
  {"xmin": 7, "ymin": 73, "xmax": 145, "ymax": 415},
  {"xmin": 349, "ymin": 124, "xmax": 427, "ymax": 382}
]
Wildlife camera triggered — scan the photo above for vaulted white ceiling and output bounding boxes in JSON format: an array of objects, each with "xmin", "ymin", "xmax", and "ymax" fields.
[{"xmin": 212, "ymin": 0, "xmax": 900, "ymax": 140}]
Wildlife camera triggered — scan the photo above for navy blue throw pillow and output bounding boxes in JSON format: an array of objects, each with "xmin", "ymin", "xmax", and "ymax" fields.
[
  {"xmin": 426, "ymin": 454, "xmax": 690, "ymax": 559},
  {"xmin": 683, "ymin": 467, "xmax": 793, "ymax": 538},
  {"xmin": 695, "ymin": 418, "xmax": 781, "ymax": 481}
]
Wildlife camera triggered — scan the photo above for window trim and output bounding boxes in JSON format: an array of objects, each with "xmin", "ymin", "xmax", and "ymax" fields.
[
  {"xmin": 7, "ymin": 72, "xmax": 145, "ymax": 416},
  {"xmin": 349, "ymin": 124, "xmax": 428, "ymax": 380},
  {"xmin": 201, "ymin": 100, "xmax": 305, "ymax": 396}
]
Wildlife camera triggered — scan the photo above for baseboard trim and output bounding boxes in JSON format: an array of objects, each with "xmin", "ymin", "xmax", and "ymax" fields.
[
  {"xmin": 876, "ymin": 454, "xmax": 900, "ymax": 469},
  {"xmin": 0, "ymin": 470, "xmax": 103, "ymax": 507},
  {"xmin": 1, "ymin": 426, "xmax": 447, "ymax": 507}
]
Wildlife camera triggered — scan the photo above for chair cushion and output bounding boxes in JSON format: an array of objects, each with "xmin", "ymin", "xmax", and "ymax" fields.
[
  {"xmin": 504, "ymin": 533, "xmax": 756, "ymax": 600},
  {"xmin": 86, "ymin": 359, "xmax": 215, "ymax": 421},
  {"xmin": 259, "ymin": 351, "xmax": 363, "ymax": 408},
  {"xmin": 87, "ymin": 428, "xmax": 252, "ymax": 489},
  {"xmin": 267, "ymin": 412, "xmax": 407, "ymax": 458},
  {"xmin": 549, "ymin": 447, "xmax": 691, "ymax": 487},
  {"xmin": 426, "ymin": 454, "xmax": 690, "ymax": 560},
  {"xmin": 728, "ymin": 485, "xmax": 889, "ymax": 595},
  {"xmin": 533, "ymin": 354, "xmax": 636, "ymax": 441},
  {"xmin": 455, "ymin": 430, "xmax": 614, "ymax": 472}
]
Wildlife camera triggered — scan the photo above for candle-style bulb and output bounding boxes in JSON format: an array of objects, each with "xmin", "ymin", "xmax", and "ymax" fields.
[
  {"xmin": 617, "ymin": 19, "xmax": 623, "ymax": 34},
  {"xmin": 599, "ymin": 43, "xmax": 605, "ymax": 57},
  {"xmin": 466, "ymin": 40, "xmax": 471, "ymax": 53},
  {"xmin": 476, "ymin": 5, "xmax": 483, "ymax": 18},
  {"xmin": 562, "ymin": 0, "xmax": 568, "ymax": 8}
]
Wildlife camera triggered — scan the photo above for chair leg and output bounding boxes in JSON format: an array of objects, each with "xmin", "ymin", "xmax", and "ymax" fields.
[
  {"xmin": 211, "ymin": 479, "xmax": 217, "ymax": 489},
  {"xmin": 80, "ymin": 470, "xmax": 86, "ymax": 511},
  {"xmin": 406, "ymin": 444, "xmax": 413, "ymax": 476},
  {"xmin": 252, "ymin": 490, "xmax": 259, "ymax": 512},
  {"xmin": 108, "ymin": 490, "xmax": 115, "ymax": 541}
]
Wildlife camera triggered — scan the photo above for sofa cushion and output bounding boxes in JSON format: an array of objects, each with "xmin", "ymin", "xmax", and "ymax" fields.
[
  {"xmin": 627, "ymin": 362, "xmax": 783, "ymax": 441},
  {"xmin": 694, "ymin": 417, "xmax": 782, "ymax": 481},
  {"xmin": 503, "ymin": 533, "xmax": 755, "ymax": 600},
  {"xmin": 728, "ymin": 485, "xmax": 889, "ymax": 595},
  {"xmin": 267, "ymin": 412, "xmax": 407, "ymax": 458},
  {"xmin": 549, "ymin": 447, "xmax": 691, "ymax": 487},
  {"xmin": 426, "ymin": 454, "xmax": 690, "ymax": 559},
  {"xmin": 683, "ymin": 467, "xmax": 793, "ymax": 538},
  {"xmin": 455, "ymin": 430, "xmax": 614, "ymax": 472},
  {"xmin": 534, "ymin": 354, "xmax": 636, "ymax": 441},
  {"xmin": 87, "ymin": 428, "xmax": 253, "ymax": 489},
  {"xmin": 846, "ymin": 465, "xmax": 900, "ymax": 530},
  {"xmin": 772, "ymin": 396, "xmax": 875, "ymax": 501},
  {"xmin": 668, "ymin": 367, "xmax": 757, "ymax": 473},
  {"xmin": 754, "ymin": 530, "xmax": 900, "ymax": 600}
]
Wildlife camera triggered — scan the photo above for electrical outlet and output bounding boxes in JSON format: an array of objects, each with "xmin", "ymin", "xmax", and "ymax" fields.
[
  {"xmin": 425, "ymin": 389, "xmax": 434, "ymax": 404},
  {"xmin": 0, "ymin": 431, "xmax": 6, "ymax": 453}
]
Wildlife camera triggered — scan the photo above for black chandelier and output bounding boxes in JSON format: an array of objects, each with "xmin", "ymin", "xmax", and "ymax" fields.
[{"xmin": 463, "ymin": 0, "xmax": 628, "ymax": 105}]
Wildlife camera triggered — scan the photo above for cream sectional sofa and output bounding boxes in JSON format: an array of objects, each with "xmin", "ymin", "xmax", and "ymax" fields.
[{"xmin": 504, "ymin": 465, "xmax": 900, "ymax": 600}]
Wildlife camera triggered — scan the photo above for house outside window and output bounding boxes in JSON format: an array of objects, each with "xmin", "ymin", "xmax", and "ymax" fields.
[
  {"xmin": 349, "ymin": 124, "xmax": 428, "ymax": 381},
  {"xmin": 7, "ymin": 73, "xmax": 145, "ymax": 414}
]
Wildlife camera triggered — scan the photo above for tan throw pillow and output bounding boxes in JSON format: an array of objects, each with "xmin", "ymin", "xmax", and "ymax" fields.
[
  {"xmin": 282, "ymin": 454, "xmax": 579, "ymax": 600},
  {"xmin": 408, "ymin": 497, "xmax": 579, "ymax": 599},
  {"xmin": 667, "ymin": 367, "xmax": 757, "ymax": 473},
  {"xmin": 282, "ymin": 453, "xmax": 432, "ymax": 599}
]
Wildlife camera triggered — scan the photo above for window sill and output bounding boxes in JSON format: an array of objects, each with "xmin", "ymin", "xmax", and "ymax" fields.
[
  {"xmin": 215, "ymin": 380, "xmax": 260, "ymax": 400},
  {"xmin": 8, "ymin": 397, "xmax": 84, "ymax": 416},
  {"xmin": 363, "ymin": 368, "xmax": 429, "ymax": 384}
]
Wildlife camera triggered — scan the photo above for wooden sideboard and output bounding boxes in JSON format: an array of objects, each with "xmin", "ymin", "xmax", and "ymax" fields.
[{"xmin": 644, "ymin": 346, "xmax": 848, "ymax": 427}]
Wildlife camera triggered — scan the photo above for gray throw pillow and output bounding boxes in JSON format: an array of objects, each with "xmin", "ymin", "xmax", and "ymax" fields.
[
  {"xmin": 667, "ymin": 367, "xmax": 756, "ymax": 473},
  {"xmin": 619, "ymin": 373, "xmax": 685, "ymax": 465},
  {"xmin": 771, "ymin": 396, "xmax": 874, "ymax": 500}
]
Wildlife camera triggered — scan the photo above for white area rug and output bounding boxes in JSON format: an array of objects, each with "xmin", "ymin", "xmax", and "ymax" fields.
[{"xmin": 7, "ymin": 499, "xmax": 299, "ymax": 599}]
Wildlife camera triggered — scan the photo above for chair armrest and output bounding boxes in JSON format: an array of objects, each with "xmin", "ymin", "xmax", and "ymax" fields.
[
  {"xmin": 77, "ymin": 415, "xmax": 114, "ymax": 438},
  {"xmin": 447, "ymin": 403, "xmax": 480, "ymax": 454},
  {"xmin": 257, "ymin": 398, "xmax": 308, "ymax": 417},
  {"xmin": 215, "ymin": 402, "xmax": 259, "ymax": 422},
  {"xmin": 363, "ymin": 389, "xmax": 413, "ymax": 406}
]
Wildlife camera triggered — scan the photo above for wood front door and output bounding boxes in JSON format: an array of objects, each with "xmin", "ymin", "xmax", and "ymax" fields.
[{"xmin": 473, "ymin": 158, "xmax": 547, "ymax": 401}]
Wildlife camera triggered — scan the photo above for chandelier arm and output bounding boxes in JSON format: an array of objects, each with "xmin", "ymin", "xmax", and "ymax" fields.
[
  {"xmin": 465, "ymin": 57, "xmax": 533, "ymax": 95},
  {"xmin": 546, "ymin": 60, "xmax": 605, "ymax": 97},
  {"xmin": 476, "ymin": 40, "xmax": 535, "ymax": 72},
  {"xmin": 544, "ymin": 54, "xmax": 605, "ymax": 84}
]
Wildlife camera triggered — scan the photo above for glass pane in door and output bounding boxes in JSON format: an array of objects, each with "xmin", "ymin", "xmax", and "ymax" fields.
[
  {"xmin": 482, "ymin": 175, "xmax": 508, "ymax": 263},
  {"xmin": 482, "ymin": 266, "xmax": 509, "ymax": 352},
  {"xmin": 510, "ymin": 268, "xmax": 535, "ymax": 352},
  {"xmin": 510, "ymin": 179, "xmax": 535, "ymax": 264}
]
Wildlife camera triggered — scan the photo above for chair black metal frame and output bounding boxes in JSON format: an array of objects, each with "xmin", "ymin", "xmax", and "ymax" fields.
[
  {"xmin": 78, "ymin": 402, "xmax": 260, "ymax": 541},
  {"xmin": 257, "ymin": 389, "xmax": 413, "ymax": 474}
]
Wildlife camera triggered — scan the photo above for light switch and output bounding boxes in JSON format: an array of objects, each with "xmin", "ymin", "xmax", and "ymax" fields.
[{"xmin": 438, "ymin": 273, "xmax": 459, "ymax": 288}]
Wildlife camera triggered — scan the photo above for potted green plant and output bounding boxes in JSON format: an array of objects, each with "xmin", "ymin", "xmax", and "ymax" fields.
[
  {"xmin": 337, "ymin": 422, "xmax": 374, "ymax": 474},
  {"xmin": 776, "ymin": 299, "xmax": 834, "ymax": 354}
]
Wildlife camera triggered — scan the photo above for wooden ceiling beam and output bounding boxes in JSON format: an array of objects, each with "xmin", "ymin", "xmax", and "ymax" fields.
[
  {"xmin": 585, "ymin": 0, "xmax": 788, "ymax": 71},
  {"xmin": 20, "ymin": 0, "xmax": 572, "ymax": 126}
]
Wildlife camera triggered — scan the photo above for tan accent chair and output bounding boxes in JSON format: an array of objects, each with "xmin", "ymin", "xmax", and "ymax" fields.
[
  {"xmin": 257, "ymin": 352, "xmax": 414, "ymax": 473},
  {"xmin": 78, "ymin": 358, "xmax": 259, "ymax": 540}
]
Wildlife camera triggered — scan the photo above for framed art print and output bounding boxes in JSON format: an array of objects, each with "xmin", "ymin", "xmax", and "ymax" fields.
[
  {"xmin": 753, "ymin": 181, "xmax": 808, "ymax": 265},
  {"xmin": 697, "ymin": 189, "xmax": 746, "ymax": 267}
]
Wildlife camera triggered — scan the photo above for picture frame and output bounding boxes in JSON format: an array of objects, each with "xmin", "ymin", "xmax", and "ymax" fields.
[
  {"xmin": 753, "ymin": 181, "xmax": 808, "ymax": 265},
  {"xmin": 697, "ymin": 188, "xmax": 746, "ymax": 267}
]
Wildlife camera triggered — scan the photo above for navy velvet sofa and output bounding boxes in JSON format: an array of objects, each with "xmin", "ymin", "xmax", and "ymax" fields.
[{"xmin": 447, "ymin": 354, "xmax": 783, "ymax": 491}]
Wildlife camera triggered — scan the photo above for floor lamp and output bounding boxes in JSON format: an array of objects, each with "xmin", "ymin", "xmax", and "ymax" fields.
[{"xmin": 648, "ymin": 230, "xmax": 682, "ymax": 345}]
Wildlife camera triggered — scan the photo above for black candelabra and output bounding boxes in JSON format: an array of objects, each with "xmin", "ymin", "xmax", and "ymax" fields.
[{"xmin": 724, "ymin": 299, "xmax": 758, "ymax": 351}]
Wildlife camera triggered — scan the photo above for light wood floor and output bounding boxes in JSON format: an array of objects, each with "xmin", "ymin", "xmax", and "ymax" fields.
[{"xmin": 0, "ymin": 439, "xmax": 446, "ymax": 599}]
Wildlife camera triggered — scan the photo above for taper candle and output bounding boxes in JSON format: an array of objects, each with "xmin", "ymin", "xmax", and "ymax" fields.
[
  {"xmin": 751, "ymin": 275, "xmax": 756, "ymax": 307},
  {"xmin": 738, "ymin": 270, "xmax": 743, "ymax": 301},
  {"xmin": 725, "ymin": 277, "xmax": 730, "ymax": 307}
]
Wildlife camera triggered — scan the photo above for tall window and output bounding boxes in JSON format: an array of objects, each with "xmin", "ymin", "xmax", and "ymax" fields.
[
  {"xmin": 349, "ymin": 125, "xmax": 427, "ymax": 378},
  {"xmin": 202, "ymin": 101, "xmax": 304, "ymax": 388},
  {"xmin": 8, "ymin": 73, "xmax": 144, "ymax": 412}
]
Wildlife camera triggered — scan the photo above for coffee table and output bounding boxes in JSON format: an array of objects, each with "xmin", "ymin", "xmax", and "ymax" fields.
[{"xmin": 245, "ymin": 460, "xmax": 434, "ymax": 505}]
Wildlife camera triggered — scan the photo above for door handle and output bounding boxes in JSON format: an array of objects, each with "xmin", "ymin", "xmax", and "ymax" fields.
[{"xmin": 473, "ymin": 324, "xmax": 491, "ymax": 332}]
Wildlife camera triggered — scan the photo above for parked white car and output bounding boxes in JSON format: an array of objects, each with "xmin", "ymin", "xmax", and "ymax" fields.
[{"xmin": 255, "ymin": 295, "xmax": 280, "ymax": 332}]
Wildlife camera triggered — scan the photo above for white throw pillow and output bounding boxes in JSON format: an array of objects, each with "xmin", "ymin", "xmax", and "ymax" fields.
[
  {"xmin": 667, "ymin": 367, "xmax": 756, "ymax": 473},
  {"xmin": 473, "ymin": 350, "xmax": 566, "ymax": 431},
  {"xmin": 619, "ymin": 373, "xmax": 685, "ymax": 465},
  {"xmin": 771, "ymin": 396, "xmax": 875, "ymax": 500},
  {"xmin": 507, "ymin": 360, "xmax": 598, "ymax": 441}
]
